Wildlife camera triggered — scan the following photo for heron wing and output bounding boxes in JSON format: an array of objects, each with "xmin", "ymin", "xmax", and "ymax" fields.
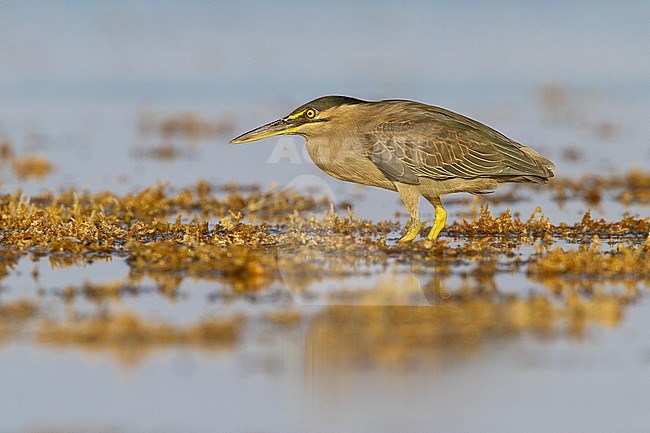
[
  {"xmin": 367, "ymin": 134, "xmax": 421, "ymax": 185},
  {"xmin": 362, "ymin": 102, "xmax": 554, "ymax": 182}
]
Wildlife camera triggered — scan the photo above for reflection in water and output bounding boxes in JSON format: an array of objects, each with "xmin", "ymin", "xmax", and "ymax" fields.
[
  {"xmin": 300, "ymin": 273, "xmax": 628, "ymax": 432},
  {"xmin": 280, "ymin": 257, "xmax": 431, "ymax": 306},
  {"xmin": 306, "ymin": 293, "xmax": 623, "ymax": 370},
  {"xmin": 287, "ymin": 240, "xmax": 634, "ymax": 431},
  {"xmin": 306, "ymin": 253, "xmax": 629, "ymax": 365},
  {"xmin": 0, "ymin": 245, "xmax": 631, "ymax": 366}
]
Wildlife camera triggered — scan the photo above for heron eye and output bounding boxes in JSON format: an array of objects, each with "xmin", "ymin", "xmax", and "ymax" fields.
[{"xmin": 305, "ymin": 109, "xmax": 316, "ymax": 119}]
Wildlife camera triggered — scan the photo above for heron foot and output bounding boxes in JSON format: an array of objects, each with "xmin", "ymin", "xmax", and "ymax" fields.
[
  {"xmin": 427, "ymin": 203, "xmax": 447, "ymax": 240},
  {"xmin": 398, "ymin": 218, "xmax": 422, "ymax": 242}
]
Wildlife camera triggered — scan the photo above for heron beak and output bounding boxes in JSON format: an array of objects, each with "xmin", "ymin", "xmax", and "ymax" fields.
[{"xmin": 230, "ymin": 118, "xmax": 300, "ymax": 144}]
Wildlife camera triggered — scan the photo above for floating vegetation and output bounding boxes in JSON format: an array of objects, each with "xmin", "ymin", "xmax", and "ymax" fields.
[
  {"xmin": 36, "ymin": 312, "xmax": 241, "ymax": 365},
  {"xmin": 145, "ymin": 111, "xmax": 238, "ymax": 139},
  {"xmin": 0, "ymin": 140, "xmax": 15, "ymax": 160},
  {"xmin": 38, "ymin": 312, "xmax": 241, "ymax": 347},
  {"xmin": 529, "ymin": 242, "xmax": 650, "ymax": 280},
  {"xmin": 0, "ymin": 299, "xmax": 39, "ymax": 322},
  {"xmin": 0, "ymin": 175, "xmax": 648, "ymax": 364},
  {"xmin": 549, "ymin": 169, "xmax": 650, "ymax": 204},
  {"xmin": 58, "ymin": 280, "xmax": 138, "ymax": 303},
  {"xmin": 134, "ymin": 109, "xmax": 238, "ymax": 160},
  {"xmin": 10, "ymin": 155, "xmax": 54, "ymax": 180}
]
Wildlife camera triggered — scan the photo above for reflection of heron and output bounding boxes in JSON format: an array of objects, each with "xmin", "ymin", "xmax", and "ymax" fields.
[{"xmin": 232, "ymin": 96, "xmax": 554, "ymax": 241}]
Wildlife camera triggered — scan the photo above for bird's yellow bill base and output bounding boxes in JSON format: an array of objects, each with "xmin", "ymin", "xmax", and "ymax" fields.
[
  {"xmin": 398, "ymin": 218, "xmax": 422, "ymax": 243},
  {"xmin": 427, "ymin": 205, "xmax": 447, "ymax": 240}
]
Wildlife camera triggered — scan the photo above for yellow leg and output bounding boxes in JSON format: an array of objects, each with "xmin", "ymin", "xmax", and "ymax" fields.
[
  {"xmin": 427, "ymin": 198, "xmax": 447, "ymax": 240},
  {"xmin": 395, "ymin": 183, "xmax": 422, "ymax": 243},
  {"xmin": 398, "ymin": 218, "xmax": 422, "ymax": 242}
]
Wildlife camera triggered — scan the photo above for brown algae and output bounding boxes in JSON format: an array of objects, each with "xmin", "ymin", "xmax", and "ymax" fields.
[
  {"xmin": 0, "ymin": 176, "xmax": 648, "ymax": 362},
  {"xmin": 11, "ymin": 155, "xmax": 54, "ymax": 180}
]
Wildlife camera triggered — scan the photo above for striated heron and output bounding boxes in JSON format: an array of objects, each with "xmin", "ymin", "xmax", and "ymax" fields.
[{"xmin": 231, "ymin": 96, "xmax": 555, "ymax": 242}]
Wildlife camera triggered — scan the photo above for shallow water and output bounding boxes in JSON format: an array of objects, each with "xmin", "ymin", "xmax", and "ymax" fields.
[{"xmin": 1, "ymin": 2, "xmax": 650, "ymax": 433}]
